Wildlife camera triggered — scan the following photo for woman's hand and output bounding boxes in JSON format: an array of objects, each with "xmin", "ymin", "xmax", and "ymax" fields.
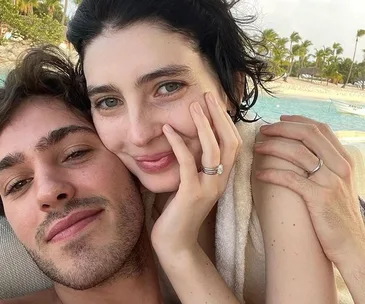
[
  {"xmin": 151, "ymin": 92, "xmax": 241, "ymax": 304},
  {"xmin": 151, "ymin": 91, "xmax": 242, "ymax": 255},
  {"xmin": 254, "ymin": 115, "xmax": 365, "ymax": 268}
]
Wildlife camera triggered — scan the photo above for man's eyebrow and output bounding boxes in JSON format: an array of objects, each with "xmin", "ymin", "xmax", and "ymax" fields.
[
  {"xmin": 35, "ymin": 125, "xmax": 96, "ymax": 151},
  {"xmin": 87, "ymin": 84, "xmax": 121, "ymax": 99},
  {"xmin": 0, "ymin": 126, "xmax": 95, "ymax": 174},
  {"xmin": 0, "ymin": 153, "xmax": 25, "ymax": 172},
  {"xmin": 135, "ymin": 64, "xmax": 192, "ymax": 87}
]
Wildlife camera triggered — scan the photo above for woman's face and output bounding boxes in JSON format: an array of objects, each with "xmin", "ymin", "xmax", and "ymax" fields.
[{"xmin": 83, "ymin": 22, "xmax": 227, "ymax": 193}]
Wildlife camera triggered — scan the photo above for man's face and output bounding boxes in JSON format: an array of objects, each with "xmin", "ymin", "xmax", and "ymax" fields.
[{"xmin": 0, "ymin": 97, "xmax": 144, "ymax": 290}]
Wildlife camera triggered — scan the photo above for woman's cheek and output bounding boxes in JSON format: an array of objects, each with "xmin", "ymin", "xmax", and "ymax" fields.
[{"xmin": 93, "ymin": 120, "xmax": 120, "ymax": 152}]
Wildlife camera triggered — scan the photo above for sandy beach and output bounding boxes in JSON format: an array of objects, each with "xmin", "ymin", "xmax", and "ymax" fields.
[{"xmin": 264, "ymin": 77, "xmax": 365, "ymax": 103}]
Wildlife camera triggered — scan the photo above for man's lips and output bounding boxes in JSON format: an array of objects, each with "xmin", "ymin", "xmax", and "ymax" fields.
[{"xmin": 46, "ymin": 209, "xmax": 103, "ymax": 242}]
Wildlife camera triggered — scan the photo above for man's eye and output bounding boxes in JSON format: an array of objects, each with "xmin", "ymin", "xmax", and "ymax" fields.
[
  {"xmin": 64, "ymin": 149, "xmax": 91, "ymax": 162},
  {"xmin": 157, "ymin": 82, "xmax": 183, "ymax": 95},
  {"xmin": 94, "ymin": 97, "xmax": 122, "ymax": 110},
  {"xmin": 5, "ymin": 179, "xmax": 32, "ymax": 196}
]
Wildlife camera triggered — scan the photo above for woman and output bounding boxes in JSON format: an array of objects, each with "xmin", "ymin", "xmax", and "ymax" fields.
[{"xmin": 66, "ymin": 0, "xmax": 363, "ymax": 303}]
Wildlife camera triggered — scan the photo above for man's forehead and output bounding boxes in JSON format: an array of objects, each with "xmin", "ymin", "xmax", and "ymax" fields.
[{"xmin": 0, "ymin": 99, "xmax": 94, "ymax": 156}]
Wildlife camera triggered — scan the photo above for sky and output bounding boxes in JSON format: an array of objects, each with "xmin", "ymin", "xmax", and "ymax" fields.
[
  {"xmin": 241, "ymin": 0, "xmax": 365, "ymax": 62},
  {"xmin": 67, "ymin": 0, "xmax": 365, "ymax": 62}
]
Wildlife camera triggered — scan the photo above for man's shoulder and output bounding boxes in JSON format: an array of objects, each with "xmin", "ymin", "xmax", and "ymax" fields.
[{"xmin": 0, "ymin": 289, "xmax": 58, "ymax": 304}]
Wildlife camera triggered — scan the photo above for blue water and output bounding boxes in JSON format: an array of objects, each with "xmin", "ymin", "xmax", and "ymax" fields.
[{"xmin": 252, "ymin": 96, "xmax": 365, "ymax": 131}]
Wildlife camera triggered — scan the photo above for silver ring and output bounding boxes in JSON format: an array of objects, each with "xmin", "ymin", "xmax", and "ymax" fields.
[
  {"xmin": 202, "ymin": 164, "xmax": 224, "ymax": 175},
  {"xmin": 307, "ymin": 158, "xmax": 323, "ymax": 177}
]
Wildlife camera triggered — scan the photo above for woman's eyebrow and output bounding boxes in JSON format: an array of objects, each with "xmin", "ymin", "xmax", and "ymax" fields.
[
  {"xmin": 135, "ymin": 64, "xmax": 192, "ymax": 87},
  {"xmin": 87, "ymin": 84, "xmax": 120, "ymax": 99}
]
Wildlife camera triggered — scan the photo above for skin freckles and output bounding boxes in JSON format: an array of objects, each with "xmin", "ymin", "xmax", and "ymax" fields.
[{"xmin": 83, "ymin": 22, "xmax": 228, "ymax": 193}]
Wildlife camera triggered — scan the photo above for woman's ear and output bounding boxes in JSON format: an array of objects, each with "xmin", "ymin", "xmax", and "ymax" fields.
[{"xmin": 225, "ymin": 72, "xmax": 245, "ymax": 116}]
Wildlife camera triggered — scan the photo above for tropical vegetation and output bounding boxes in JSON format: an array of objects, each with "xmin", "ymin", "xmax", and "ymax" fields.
[
  {"xmin": 258, "ymin": 28, "xmax": 365, "ymax": 88},
  {"xmin": 0, "ymin": 0, "xmax": 81, "ymax": 45}
]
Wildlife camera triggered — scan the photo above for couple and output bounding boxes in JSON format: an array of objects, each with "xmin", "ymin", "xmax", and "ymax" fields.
[{"xmin": 1, "ymin": 0, "xmax": 365, "ymax": 303}]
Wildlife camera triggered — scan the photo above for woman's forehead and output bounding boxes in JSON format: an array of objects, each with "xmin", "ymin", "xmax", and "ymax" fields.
[{"xmin": 83, "ymin": 24, "xmax": 211, "ymax": 86}]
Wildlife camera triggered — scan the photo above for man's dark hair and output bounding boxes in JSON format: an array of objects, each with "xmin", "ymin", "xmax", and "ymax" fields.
[
  {"xmin": 67, "ymin": 0, "xmax": 273, "ymax": 123},
  {"xmin": 0, "ymin": 45, "xmax": 91, "ymax": 216}
]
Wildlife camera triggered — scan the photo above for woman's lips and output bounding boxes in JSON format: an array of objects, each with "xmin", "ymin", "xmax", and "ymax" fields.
[{"xmin": 135, "ymin": 152, "xmax": 176, "ymax": 173}]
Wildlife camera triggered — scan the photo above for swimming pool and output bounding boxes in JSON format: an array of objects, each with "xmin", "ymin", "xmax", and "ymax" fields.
[{"xmin": 252, "ymin": 95, "xmax": 365, "ymax": 132}]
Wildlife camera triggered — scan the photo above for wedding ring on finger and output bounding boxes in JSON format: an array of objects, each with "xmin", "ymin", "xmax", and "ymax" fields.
[
  {"xmin": 202, "ymin": 164, "xmax": 224, "ymax": 175},
  {"xmin": 306, "ymin": 158, "xmax": 323, "ymax": 178}
]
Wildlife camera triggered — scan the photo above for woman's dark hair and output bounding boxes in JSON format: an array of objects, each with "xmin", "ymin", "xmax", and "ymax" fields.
[
  {"xmin": 0, "ymin": 45, "xmax": 91, "ymax": 216},
  {"xmin": 67, "ymin": 0, "xmax": 273, "ymax": 123}
]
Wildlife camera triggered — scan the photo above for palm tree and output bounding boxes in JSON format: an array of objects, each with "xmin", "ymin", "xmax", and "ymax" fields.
[
  {"xmin": 332, "ymin": 42, "xmax": 344, "ymax": 59},
  {"xmin": 298, "ymin": 40, "xmax": 312, "ymax": 69},
  {"xmin": 44, "ymin": 0, "xmax": 61, "ymax": 17},
  {"xmin": 61, "ymin": 0, "xmax": 68, "ymax": 25},
  {"xmin": 261, "ymin": 29, "xmax": 279, "ymax": 57},
  {"xmin": 313, "ymin": 48, "xmax": 325, "ymax": 68},
  {"xmin": 322, "ymin": 47, "xmax": 333, "ymax": 66},
  {"xmin": 284, "ymin": 31, "xmax": 301, "ymax": 81},
  {"xmin": 271, "ymin": 37, "xmax": 289, "ymax": 76},
  {"xmin": 19, "ymin": 0, "xmax": 39, "ymax": 15},
  {"xmin": 342, "ymin": 29, "xmax": 365, "ymax": 88}
]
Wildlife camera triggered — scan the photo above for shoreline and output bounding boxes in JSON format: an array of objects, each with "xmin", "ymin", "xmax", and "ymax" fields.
[{"xmin": 262, "ymin": 77, "xmax": 365, "ymax": 103}]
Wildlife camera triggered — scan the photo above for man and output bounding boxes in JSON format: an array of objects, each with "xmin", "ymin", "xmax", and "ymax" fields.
[{"xmin": 0, "ymin": 47, "xmax": 162, "ymax": 304}]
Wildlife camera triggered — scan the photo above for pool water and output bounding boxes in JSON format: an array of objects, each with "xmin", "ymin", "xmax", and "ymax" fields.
[{"xmin": 252, "ymin": 96, "xmax": 365, "ymax": 131}]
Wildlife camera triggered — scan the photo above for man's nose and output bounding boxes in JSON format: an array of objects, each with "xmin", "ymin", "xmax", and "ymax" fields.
[{"xmin": 35, "ymin": 170, "xmax": 76, "ymax": 212}]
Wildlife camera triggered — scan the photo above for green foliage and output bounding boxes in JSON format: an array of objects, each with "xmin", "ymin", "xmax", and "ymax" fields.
[
  {"xmin": 0, "ymin": 0, "xmax": 64, "ymax": 44},
  {"xmin": 257, "ymin": 26, "xmax": 365, "ymax": 88},
  {"xmin": 34, "ymin": 0, "xmax": 64, "ymax": 23}
]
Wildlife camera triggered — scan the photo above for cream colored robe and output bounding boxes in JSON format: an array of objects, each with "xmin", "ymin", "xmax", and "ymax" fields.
[{"xmin": 144, "ymin": 120, "xmax": 354, "ymax": 304}]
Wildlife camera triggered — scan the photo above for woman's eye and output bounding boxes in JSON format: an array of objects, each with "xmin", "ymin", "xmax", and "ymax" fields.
[
  {"xmin": 157, "ymin": 83, "xmax": 182, "ymax": 95},
  {"xmin": 6, "ymin": 179, "xmax": 32, "ymax": 196},
  {"xmin": 94, "ymin": 97, "xmax": 121, "ymax": 110},
  {"xmin": 64, "ymin": 149, "xmax": 91, "ymax": 162}
]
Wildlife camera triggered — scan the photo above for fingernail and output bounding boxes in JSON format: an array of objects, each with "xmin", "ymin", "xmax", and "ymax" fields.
[
  {"xmin": 260, "ymin": 125, "xmax": 269, "ymax": 132},
  {"xmin": 255, "ymin": 142, "xmax": 264, "ymax": 147},
  {"xmin": 163, "ymin": 124, "xmax": 174, "ymax": 133},
  {"xmin": 192, "ymin": 102, "xmax": 203, "ymax": 115},
  {"xmin": 281, "ymin": 115, "xmax": 291, "ymax": 119}
]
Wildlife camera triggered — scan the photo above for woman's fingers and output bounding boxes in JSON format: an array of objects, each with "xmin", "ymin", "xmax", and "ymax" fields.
[
  {"xmin": 190, "ymin": 101, "xmax": 221, "ymax": 172},
  {"xmin": 255, "ymin": 139, "xmax": 316, "ymax": 174},
  {"xmin": 255, "ymin": 168, "xmax": 328, "ymax": 207},
  {"xmin": 162, "ymin": 124, "xmax": 199, "ymax": 187},
  {"xmin": 204, "ymin": 93, "xmax": 241, "ymax": 180},
  {"xmin": 260, "ymin": 121, "xmax": 349, "ymax": 179},
  {"xmin": 280, "ymin": 115, "xmax": 353, "ymax": 166}
]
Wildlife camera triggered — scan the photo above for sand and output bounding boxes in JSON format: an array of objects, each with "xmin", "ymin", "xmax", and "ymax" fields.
[{"xmin": 264, "ymin": 77, "xmax": 365, "ymax": 103}]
